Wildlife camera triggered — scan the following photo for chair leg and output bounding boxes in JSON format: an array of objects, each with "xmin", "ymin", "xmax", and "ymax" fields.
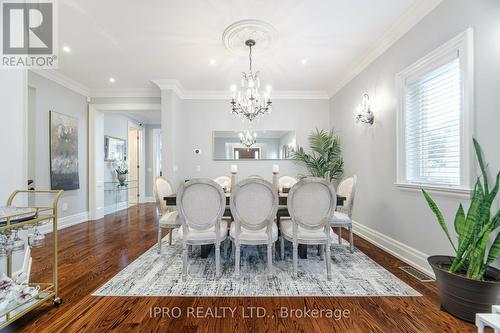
[
  {"xmin": 215, "ymin": 241, "xmax": 221, "ymax": 279},
  {"xmin": 293, "ymin": 242, "xmax": 298, "ymax": 278},
  {"xmin": 223, "ymin": 238, "xmax": 229, "ymax": 259},
  {"xmin": 267, "ymin": 243, "xmax": 273, "ymax": 275},
  {"xmin": 182, "ymin": 242, "xmax": 188, "ymax": 281},
  {"xmin": 319, "ymin": 245, "xmax": 324, "ymax": 260},
  {"xmin": 235, "ymin": 241, "xmax": 241, "ymax": 278},
  {"xmin": 280, "ymin": 236, "xmax": 285, "ymax": 260},
  {"xmin": 338, "ymin": 227, "xmax": 342, "ymax": 245},
  {"xmin": 168, "ymin": 228, "xmax": 173, "ymax": 245},
  {"xmin": 157, "ymin": 225, "xmax": 162, "ymax": 254},
  {"xmin": 326, "ymin": 242, "xmax": 332, "ymax": 281},
  {"xmin": 349, "ymin": 225, "xmax": 354, "ymax": 253}
]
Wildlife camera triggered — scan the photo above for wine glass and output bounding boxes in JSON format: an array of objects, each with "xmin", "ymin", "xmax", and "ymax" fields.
[
  {"xmin": 11, "ymin": 230, "xmax": 25, "ymax": 252},
  {"xmin": 28, "ymin": 227, "xmax": 44, "ymax": 248},
  {"xmin": 0, "ymin": 233, "xmax": 7, "ymax": 257}
]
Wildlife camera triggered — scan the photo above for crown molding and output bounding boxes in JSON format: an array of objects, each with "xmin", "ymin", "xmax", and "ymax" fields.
[
  {"xmin": 29, "ymin": 69, "xmax": 90, "ymax": 97},
  {"xmin": 328, "ymin": 0, "xmax": 444, "ymax": 98},
  {"xmin": 89, "ymin": 88, "xmax": 161, "ymax": 98},
  {"xmin": 151, "ymin": 79, "xmax": 329, "ymax": 100}
]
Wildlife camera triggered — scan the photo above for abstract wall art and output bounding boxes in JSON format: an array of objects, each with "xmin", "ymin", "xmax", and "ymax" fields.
[{"xmin": 49, "ymin": 111, "xmax": 80, "ymax": 190}]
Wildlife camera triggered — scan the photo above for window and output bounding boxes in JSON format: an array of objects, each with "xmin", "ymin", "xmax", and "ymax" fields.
[{"xmin": 397, "ymin": 29, "xmax": 473, "ymax": 192}]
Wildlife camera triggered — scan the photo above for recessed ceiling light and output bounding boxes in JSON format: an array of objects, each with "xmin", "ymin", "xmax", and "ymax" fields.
[
  {"xmin": 301, "ymin": 59, "xmax": 307, "ymax": 65},
  {"xmin": 109, "ymin": 77, "xmax": 116, "ymax": 83},
  {"xmin": 209, "ymin": 59, "xmax": 216, "ymax": 66},
  {"xmin": 62, "ymin": 46, "xmax": 71, "ymax": 53}
]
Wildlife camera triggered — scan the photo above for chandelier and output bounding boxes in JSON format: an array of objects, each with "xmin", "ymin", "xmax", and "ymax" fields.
[
  {"xmin": 230, "ymin": 39, "xmax": 272, "ymax": 122},
  {"xmin": 239, "ymin": 129, "xmax": 257, "ymax": 148}
]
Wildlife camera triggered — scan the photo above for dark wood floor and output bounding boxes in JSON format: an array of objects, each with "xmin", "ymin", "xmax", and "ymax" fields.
[{"xmin": 4, "ymin": 204, "xmax": 477, "ymax": 333}]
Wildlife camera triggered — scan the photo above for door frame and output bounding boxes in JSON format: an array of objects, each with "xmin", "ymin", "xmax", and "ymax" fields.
[
  {"xmin": 88, "ymin": 103, "xmax": 160, "ymax": 220},
  {"xmin": 127, "ymin": 121, "xmax": 145, "ymax": 205}
]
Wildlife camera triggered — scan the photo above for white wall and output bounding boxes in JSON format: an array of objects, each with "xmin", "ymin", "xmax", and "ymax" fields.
[
  {"xmin": 0, "ymin": 71, "xmax": 27, "ymax": 273},
  {"xmin": 172, "ymin": 98, "xmax": 330, "ymax": 186},
  {"xmin": 145, "ymin": 124, "xmax": 161, "ymax": 198},
  {"xmin": 0, "ymin": 70, "xmax": 26, "ymax": 203},
  {"xmin": 28, "ymin": 72, "xmax": 89, "ymax": 218},
  {"xmin": 329, "ymin": 0, "xmax": 500, "ymax": 273}
]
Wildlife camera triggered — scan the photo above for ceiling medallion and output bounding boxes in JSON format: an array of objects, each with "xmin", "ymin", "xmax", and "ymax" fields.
[{"xmin": 222, "ymin": 19, "xmax": 278, "ymax": 56}]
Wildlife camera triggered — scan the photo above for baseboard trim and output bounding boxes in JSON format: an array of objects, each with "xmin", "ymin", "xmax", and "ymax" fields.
[
  {"xmin": 39, "ymin": 211, "xmax": 89, "ymax": 234},
  {"xmin": 142, "ymin": 196, "xmax": 155, "ymax": 203},
  {"xmin": 104, "ymin": 202, "xmax": 129, "ymax": 215},
  {"xmin": 352, "ymin": 220, "xmax": 434, "ymax": 278}
]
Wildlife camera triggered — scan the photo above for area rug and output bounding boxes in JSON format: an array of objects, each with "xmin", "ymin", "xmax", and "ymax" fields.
[{"xmin": 93, "ymin": 230, "xmax": 421, "ymax": 297}]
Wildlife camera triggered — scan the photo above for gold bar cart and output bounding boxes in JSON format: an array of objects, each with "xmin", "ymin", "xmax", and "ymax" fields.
[{"xmin": 0, "ymin": 190, "xmax": 64, "ymax": 329}]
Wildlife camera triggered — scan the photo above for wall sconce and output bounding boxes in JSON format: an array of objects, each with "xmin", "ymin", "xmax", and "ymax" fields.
[{"xmin": 355, "ymin": 93, "xmax": 374, "ymax": 125}]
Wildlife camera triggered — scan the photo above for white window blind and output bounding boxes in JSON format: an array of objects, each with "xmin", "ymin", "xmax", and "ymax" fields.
[{"xmin": 404, "ymin": 56, "xmax": 462, "ymax": 186}]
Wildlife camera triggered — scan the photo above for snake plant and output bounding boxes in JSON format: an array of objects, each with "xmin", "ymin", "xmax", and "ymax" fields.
[
  {"xmin": 423, "ymin": 138, "xmax": 500, "ymax": 280},
  {"xmin": 291, "ymin": 129, "xmax": 344, "ymax": 182}
]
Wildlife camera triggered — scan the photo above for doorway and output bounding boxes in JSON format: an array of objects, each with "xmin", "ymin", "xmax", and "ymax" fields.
[{"xmin": 88, "ymin": 103, "xmax": 161, "ymax": 220}]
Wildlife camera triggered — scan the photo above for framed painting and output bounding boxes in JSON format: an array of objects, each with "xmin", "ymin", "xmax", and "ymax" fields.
[{"xmin": 49, "ymin": 111, "xmax": 80, "ymax": 191}]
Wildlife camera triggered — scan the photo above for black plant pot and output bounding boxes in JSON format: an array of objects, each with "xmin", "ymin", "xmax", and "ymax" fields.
[{"xmin": 428, "ymin": 255, "xmax": 500, "ymax": 322}]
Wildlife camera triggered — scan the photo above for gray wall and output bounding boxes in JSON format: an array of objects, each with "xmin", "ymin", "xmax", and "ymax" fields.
[
  {"xmin": 169, "ymin": 98, "xmax": 330, "ymax": 187},
  {"xmin": 0, "ymin": 71, "xmax": 26, "ymax": 203},
  {"xmin": 28, "ymin": 72, "xmax": 89, "ymax": 218},
  {"xmin": 145, "ymin": 124, "xmax": 161, "ymax": 198},
  {"xmin": 0, "ymin": 71, "xmax": 27, "ymax": 274},
  {"xmin": 329, "ymin": 0, "xmax": 500, "ymax": 271}
]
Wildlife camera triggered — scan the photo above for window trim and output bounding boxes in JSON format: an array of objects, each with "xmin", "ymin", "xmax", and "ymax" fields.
[{"xmin": 396, "ymin": 28, "xmax": 474, "ymax": 195}]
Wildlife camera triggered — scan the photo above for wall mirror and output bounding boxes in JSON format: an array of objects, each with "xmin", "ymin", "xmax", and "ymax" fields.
[
  {"xmin": 213, "ymin": 130, "xmax": 296, "ymax": 160},
  {"xmin": 105, "ymin": 135, "xmax": 127, "ymax": 161}
]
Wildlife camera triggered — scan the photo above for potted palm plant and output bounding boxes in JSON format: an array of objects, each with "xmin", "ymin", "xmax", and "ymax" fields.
[
  {"xmin": 291, "ymin": 129, "xmax": 344, "ymax": 182},
  {"xmin": 423, "ymin": 138, "xmax": 500, "ymax": 322}
]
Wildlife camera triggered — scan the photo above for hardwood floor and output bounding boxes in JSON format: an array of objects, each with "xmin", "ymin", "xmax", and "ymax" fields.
[{"xmin": 4, "ymin": 204, "xmax": 477, "ymax": 333}]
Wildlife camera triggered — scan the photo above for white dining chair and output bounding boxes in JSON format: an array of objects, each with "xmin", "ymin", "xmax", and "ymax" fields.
[
  {"xmin": 213, "ymin": 175, "xmax": 232, "ymax": 222},
  {"xmin": 248, "ymin": 175, "xmax": 264, "ymax": 179},
  {"xmin": 213, "ymin": 176, "xmax": 231, "ymax": 190},
  {"xmin": 278, "ymin": 175, "xmax": 298, "ymax": 193},
  {"xmin": 177, "ymin": 178, "xmax": 228, "ymax": 280},
  {"xmin": 281, "ymin": 177, "xmax": 336, "ymax": 280},
  {"xmin": 230, "ymin": 178, "xmax": 278, "ymax": 277},
  {"xmin": 330, "ymin": 176, "xmax": 357, "ymax": 253},
  {"xmin": 154, "ymin": 176, "xmax": 181, "ymax": 253}
]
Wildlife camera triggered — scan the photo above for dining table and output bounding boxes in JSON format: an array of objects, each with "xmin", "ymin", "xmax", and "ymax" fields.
[{"xmin": 164, "ymin": 193, "xmax": 346, "ymax": 259}]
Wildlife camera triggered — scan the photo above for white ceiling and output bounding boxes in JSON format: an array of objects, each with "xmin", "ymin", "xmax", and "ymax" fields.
[{"xmin": 57, "ymin": 0, "xmax": 437, "ymax": 96}]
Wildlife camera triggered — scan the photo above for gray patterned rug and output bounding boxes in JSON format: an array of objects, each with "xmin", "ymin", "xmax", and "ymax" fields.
[{"xmin": 93, "ymin": 230, "xmax": 420, "ymax": 297}]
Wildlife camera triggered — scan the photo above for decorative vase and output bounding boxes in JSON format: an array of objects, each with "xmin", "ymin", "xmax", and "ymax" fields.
[
  {"xmin": 428, "ymin": 255, "xmax": 500, "ymax": 322},
  {"xmin": 117, "ymin": 174, "xmax": 127, "ymax": 186}
]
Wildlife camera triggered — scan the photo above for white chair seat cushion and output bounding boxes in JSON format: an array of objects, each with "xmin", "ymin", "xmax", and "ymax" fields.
[
  {"xmin": 330, "ymin": 212, "xmax": 351, "ymax": 225},
  {"xmin": 178, "ymin": 220, "xmax": 228, "ymax": 242},
  {"xmin": 159, "ymin": 211, "xmax": 181, "ymax": 227},
  {"xmin": 280, "ymin": 220, "xmax": 335, "ymax": 242},
  {"xmin": 229, "ymin": 222, "xmax": 278, "ymax": 243}
]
